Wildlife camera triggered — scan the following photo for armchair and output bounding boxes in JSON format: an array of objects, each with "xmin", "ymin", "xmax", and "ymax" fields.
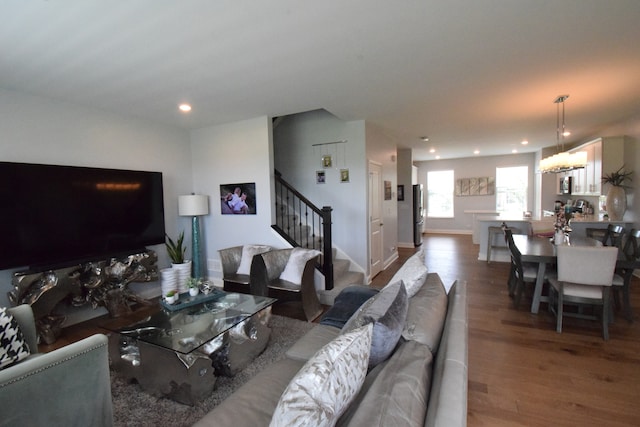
[
  {"xmin": 0, "ymin": 305, "xmax": 113, "ymax": 426},
  {"xmin": 249, "ymin": 248, "xmax": 323, "ymax": 321},
  {"xmin": 219, "ymin": 245, "xmax": 271, "ymax": 293}
]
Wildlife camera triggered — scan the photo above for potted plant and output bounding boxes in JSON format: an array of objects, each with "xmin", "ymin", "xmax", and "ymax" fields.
[
  {"xmin": 165, "ymin": 290, "xmax": 178, "ymax": 304},
  {"xmin": 166, "ymin": 232, "xmax": 187, "ymax": 264},
  {"xmin": 166, "ymin": 232, "xmax": 192, "ymax": 291},
  {"xmin": 602, "ymin": 166, "xmax": 633, "ymax": 221},
  {"xmin": 187, "ymin": 278, "xmax": 200, "ymax": 297}
]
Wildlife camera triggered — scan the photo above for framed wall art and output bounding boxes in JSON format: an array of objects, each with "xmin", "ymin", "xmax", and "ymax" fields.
[
  {"xmin": 316, "ymin": 170, "xmax": 326, "ymax": 184},
  {"xmin": 397, "ymin": 184, "xmax": 404, "ymax": 201},
  {"xmin": 384, "ymin": 180, "xmax": 392, "ymax": 200},
  {"xmin": 322, "ymin": 155, "xmax": 332, "ymax": 168},
  {"xmin": 340, "ymin": 168, "xmax": 349, "ymax": 183},
  {"xmin": 220, "ymin": 182, "xmax": 256, "ymax": 214}
]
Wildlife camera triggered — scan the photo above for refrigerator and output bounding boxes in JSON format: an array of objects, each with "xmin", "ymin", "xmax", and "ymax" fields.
[{"xmin": 413, "ymin": 184, "xmax": 424, "ymax": 246}]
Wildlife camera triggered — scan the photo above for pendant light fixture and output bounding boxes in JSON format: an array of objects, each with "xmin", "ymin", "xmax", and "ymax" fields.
[{"xmin": 539, "ymin": 94, "xmax": 587, "ymax": 173}]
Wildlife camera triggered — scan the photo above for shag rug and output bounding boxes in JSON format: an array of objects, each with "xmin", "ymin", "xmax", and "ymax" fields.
[{"xmin": 110, "ymin": 314, "xmax": 315, "ymax": 427}]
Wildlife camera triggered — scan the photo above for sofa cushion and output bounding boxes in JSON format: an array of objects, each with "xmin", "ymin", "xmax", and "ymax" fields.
[
  {"xmin": 320, "ymin": 285, "xmax": 379, "ymax": 329},
  {"xmin": 270, "ymin": 324, "xmax": 373, "ymax": 427},
  {"xmin": 279, "ymin": 248, "xmax": 321, "ymax": 285},
  {"xmin": 236, "ymin": 245, "xmax": 271, "ymax": 275},
  {"xmin": 286, "ymin": 324, "xmax": 342, "ymax": 362},
  {"xmin": 0, "ymin": 307, "xmax": 31, "ymax": 370},
  {"xmin": 386, "ymin": 249, "xmax": 428, "ymax": 298},
  {"xmin": 402, "ymin": 272, "xmax": 449, "ymax": 353},
  {"xmin": 342, "ymin": 281, "xmax": 408, "ymax": 368},
  {"xmin": 337, "ymin": 339, "xmax": 434, "ymax": 427}
]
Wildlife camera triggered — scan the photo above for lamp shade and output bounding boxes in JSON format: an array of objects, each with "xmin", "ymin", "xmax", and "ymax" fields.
[{"xmin": 178, "ymin": 194, "xmax": 209, "ymax": 216}]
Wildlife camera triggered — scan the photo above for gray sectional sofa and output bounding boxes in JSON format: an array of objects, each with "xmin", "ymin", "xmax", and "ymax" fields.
[{"xmin": 194, "ymin": 251, "xmax": 468, "ymax": 427}]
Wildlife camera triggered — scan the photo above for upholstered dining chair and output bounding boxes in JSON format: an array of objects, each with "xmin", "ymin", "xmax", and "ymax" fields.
[
  {"xmin": 548, "ymin": 245, "xmax": 619, "ymax": 340},
  {"xmin": 249, "ymin": 247, "xmax": 323, "ymax": 321},
  {"xmin": 504, "ymin": 228, "xmax": 542, "ymax": 308}
]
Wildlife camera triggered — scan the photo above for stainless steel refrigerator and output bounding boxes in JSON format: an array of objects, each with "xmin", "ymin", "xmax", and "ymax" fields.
[{"xmin": 413, "ymin": 184, "xmax": 424, "ymax": 246}]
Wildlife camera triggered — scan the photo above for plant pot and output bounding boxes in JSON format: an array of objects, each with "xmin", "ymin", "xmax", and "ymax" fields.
[
  {"xmin": 165, "ymin": 294, "xmax": 178, "ymax": 304},
  {"xmin": 606, "ymin": 186, "xmax": 627, "ymax": 221},
  {"xmin": 189, "ymin": 287, "xmax": 199, "ymax": 297}
]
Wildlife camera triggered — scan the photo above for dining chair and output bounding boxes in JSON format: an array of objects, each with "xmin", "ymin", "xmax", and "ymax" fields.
[
  {"xmin": 487, "ymin": 222, "xmax": 521, "ymax": 263},
  {"xmin": 612, "ymin": 228, "xmax": 640, "ymax": 321},
  {"xmin": 548, "ymin": 245, "xmax": 619, "ymax": 340},
  {"xmin": 586, "ymin": 224, "xmax": 625, "ymax": 248},
  {"xmin": 504, "ymin": 228, "xmax": 541, "ymax": 308}
]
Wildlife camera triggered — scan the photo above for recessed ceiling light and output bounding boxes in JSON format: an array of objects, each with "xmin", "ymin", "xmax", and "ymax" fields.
[
  {"xmin": 512, "ymin": 149, "xmax": 518, "ymax": 153},
  {"xmin": 435, "ymin": 155, "xmax": 441, "ymax": 160},
  {"xmin": 420, "ymin": 136, "xmax": 429, "ymax": 142},
  {"xmin": 521, "ymin": 140, "xmax": 529, "ymax": 145},
  {"xmin": 178, "ymin": 103, "xmax": 192, "ymax": 112},
  {"xmin": 429, "ymin": 148, "xmax": 436, "ymax": 153},
  {"xmin": 473, "ymin": 150, "xmax": 480, "ymax": 155}
]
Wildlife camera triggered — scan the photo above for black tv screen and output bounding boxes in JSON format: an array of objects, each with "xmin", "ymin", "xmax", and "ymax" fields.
[{"xmin": 0, "ymin": 162, "xmax": 166, "ymax": 271}]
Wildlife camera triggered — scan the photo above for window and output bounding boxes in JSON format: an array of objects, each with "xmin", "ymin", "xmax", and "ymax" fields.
[
  {"xmin": 495, "ymin": 166, "xmax": 528, "ymax": 214},
  {"xmin": 427, "ymin": 170, "xmax": 454, "ymax": 218}
]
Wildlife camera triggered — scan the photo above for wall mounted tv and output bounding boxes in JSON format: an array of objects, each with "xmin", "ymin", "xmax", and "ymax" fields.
[{"xmin": 0, "ymin": 162, "xmax": 166, "ymax": 271}]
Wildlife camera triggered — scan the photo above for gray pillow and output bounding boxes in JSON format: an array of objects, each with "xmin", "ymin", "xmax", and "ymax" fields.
[{"xmin": 341, "ymin": 280, "xmax": 409, "ymax": 368}]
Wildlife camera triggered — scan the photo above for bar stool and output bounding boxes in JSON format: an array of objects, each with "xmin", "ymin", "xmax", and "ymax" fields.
[{"xmin": 487, "ymin": 222, "xmax": 521, "ymax": 263}]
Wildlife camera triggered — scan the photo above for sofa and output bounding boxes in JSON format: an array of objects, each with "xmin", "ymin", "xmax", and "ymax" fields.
[
  {"xmin": 194, "ymin": 251, "xmax": 468, "ymax": 427},
  {"xmin": 0, "ymin": 305, "xmax": 113, "ymax": 427}
]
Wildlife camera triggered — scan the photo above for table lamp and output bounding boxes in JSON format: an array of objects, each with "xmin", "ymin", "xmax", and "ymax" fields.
[{"xmin": 178, "ymin": 194, "xmax": 209, "ymax": 279}]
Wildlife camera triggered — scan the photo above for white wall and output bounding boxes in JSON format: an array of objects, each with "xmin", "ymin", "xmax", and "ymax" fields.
[
  {"xmin": 416, "ymin": 153, "xmax": 536, "ymax": 233},
  {"xmin": 273, "ymin": 110, "xmax": 369, "ymax": 275},
  {"xmin": 190, "ymin": 116, "xmax": 287, "ymax": 280},
  {"xmin": 0, "ymin": 89, "xmax": 192, "ymax": 309}
]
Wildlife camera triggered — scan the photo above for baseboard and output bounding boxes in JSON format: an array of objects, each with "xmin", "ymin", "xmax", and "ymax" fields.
[{"xmin": 424, "ymin": 229, "xmax": 473, "ymax": 235}]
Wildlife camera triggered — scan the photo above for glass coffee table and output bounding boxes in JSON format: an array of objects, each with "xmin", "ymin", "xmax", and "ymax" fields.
[{"xmin": 103, "ymin": 289, "xmax": 276, "ymax": 405}]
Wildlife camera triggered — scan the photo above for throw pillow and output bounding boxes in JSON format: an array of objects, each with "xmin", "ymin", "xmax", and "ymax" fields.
[
  {"xmin": 341, "ymin": 280, "xmax": 408, "ymax": 368},
  {"xmin": 0, "ymin": 307, "xmax": 31, "ymax": 370},
  {"xmin": 270, "ymin": 323, "xmax": 373, "ymax": 427},
  {"xmin": 386, "ymin": 249, "xmax": 428, "ymax": 298},
  {"xmin": 236, "ymin": 245, "xmax": 271, "ymax": 275},
  {"xmin": 279, "ymin": 247, "xmax": 321, "ymax": 285}
]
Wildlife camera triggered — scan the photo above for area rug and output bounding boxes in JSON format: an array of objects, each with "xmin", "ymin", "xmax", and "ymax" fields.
[{"xmin": 110, "ymin": 314, "xmax": 315, "ymax": 427}]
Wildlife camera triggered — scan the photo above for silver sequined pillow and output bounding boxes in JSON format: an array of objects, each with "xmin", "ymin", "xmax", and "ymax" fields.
[
  {"xmin": 0, "ymin": 308, "xmax": 31, "ymax": 370},
  {"xmin": 270, "ymin": 323, "xmax": 373, "ymax": 427}
]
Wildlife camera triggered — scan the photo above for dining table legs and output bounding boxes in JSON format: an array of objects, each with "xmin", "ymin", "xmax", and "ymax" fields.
[{"xmin": 531, "ymin": 262, "xmax": 549, "ymax": 314}]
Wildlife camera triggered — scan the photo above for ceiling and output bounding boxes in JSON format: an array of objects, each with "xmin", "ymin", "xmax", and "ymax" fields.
[{"xmin": 2, "ymin": 1, "xmax": 640, "ymax": 161}]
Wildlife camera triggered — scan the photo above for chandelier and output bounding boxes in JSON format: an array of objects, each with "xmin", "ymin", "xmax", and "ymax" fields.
[{"xmin": 539, "ymin": 94, "xmax": 587, "ymax": 173}]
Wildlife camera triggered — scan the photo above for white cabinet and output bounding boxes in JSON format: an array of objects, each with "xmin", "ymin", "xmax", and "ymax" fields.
[{"xmin": 568, "ymin": 137, "xmax": 625, "ymax": 196}]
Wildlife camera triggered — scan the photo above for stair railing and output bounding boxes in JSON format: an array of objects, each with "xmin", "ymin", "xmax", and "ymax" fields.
[{"xmin": 273, "ymin": 171, "xmax": 334, "ymax": 290}]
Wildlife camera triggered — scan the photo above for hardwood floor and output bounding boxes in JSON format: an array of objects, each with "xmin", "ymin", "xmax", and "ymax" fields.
[{"xmin": 42, "ymin": 234, "xmax": 640, "ymax": 426}]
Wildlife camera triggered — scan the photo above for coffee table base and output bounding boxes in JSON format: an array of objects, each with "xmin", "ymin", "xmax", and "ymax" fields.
[{"xmin": 109, "ymin": 310, "xmax": 272, "ymax": 405}]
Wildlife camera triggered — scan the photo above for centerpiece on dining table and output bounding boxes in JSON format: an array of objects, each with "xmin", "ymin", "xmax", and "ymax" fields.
[{"xmin": 553, "ymin": 210, "xmax": 571, "ymax": 245}]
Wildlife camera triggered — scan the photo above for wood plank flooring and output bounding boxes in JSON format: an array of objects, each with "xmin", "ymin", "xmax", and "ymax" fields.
[{"xmin": 42, "ymin": 233, "xmax": 640, "ymax": 426}]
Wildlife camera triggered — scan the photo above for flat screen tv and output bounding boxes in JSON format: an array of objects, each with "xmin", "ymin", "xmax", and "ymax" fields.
[{"xmin": 0, "ymin": 162, "xmax": 166, "ymax": 271}]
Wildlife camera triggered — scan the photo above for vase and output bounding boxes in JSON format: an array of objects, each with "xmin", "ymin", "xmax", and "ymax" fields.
[
  {"xmin": 606, "ymin": 186, "xmax": 627, "ymax": 221},
  {"xmin": 189, "ymin": 287, "xmax": 199, "ymax": 297},
  {"xmin": 172, "ymin": 260, "xmax": 192, "ymax": 293}
]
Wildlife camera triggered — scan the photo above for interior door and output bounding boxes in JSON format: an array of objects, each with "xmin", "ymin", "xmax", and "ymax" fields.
[{"xmin": 369, "ymin": 162, "xmax": 383, "ymax": 279}]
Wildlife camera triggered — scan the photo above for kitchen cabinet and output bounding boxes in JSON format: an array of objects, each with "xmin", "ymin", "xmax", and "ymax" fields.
[{"xmin": 567, "ymin": 136, "xmax": 625, "ymax": 196}]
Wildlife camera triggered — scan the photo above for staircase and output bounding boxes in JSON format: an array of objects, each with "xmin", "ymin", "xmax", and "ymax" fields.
[{"xmin": 273, "ymin": 171, "xmax": 365, "ymax": 305}]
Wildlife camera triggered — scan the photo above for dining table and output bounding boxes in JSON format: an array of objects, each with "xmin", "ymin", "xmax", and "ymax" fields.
[{"xmin": 511, "ymin": 234, "xmax": 602, "ymax": 314}]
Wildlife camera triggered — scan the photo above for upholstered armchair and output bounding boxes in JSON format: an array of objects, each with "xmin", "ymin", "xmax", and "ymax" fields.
[
  {"xmin": 218, "ymin": 245, "xmax": 271, "ymax": 294},
  {"xmin": 249, "ymin": 248, "xmax": 323, "ymax": 321},
  {"xmin": 0, "ymin": 305, "xmax": 113, "ymax": 426}
]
